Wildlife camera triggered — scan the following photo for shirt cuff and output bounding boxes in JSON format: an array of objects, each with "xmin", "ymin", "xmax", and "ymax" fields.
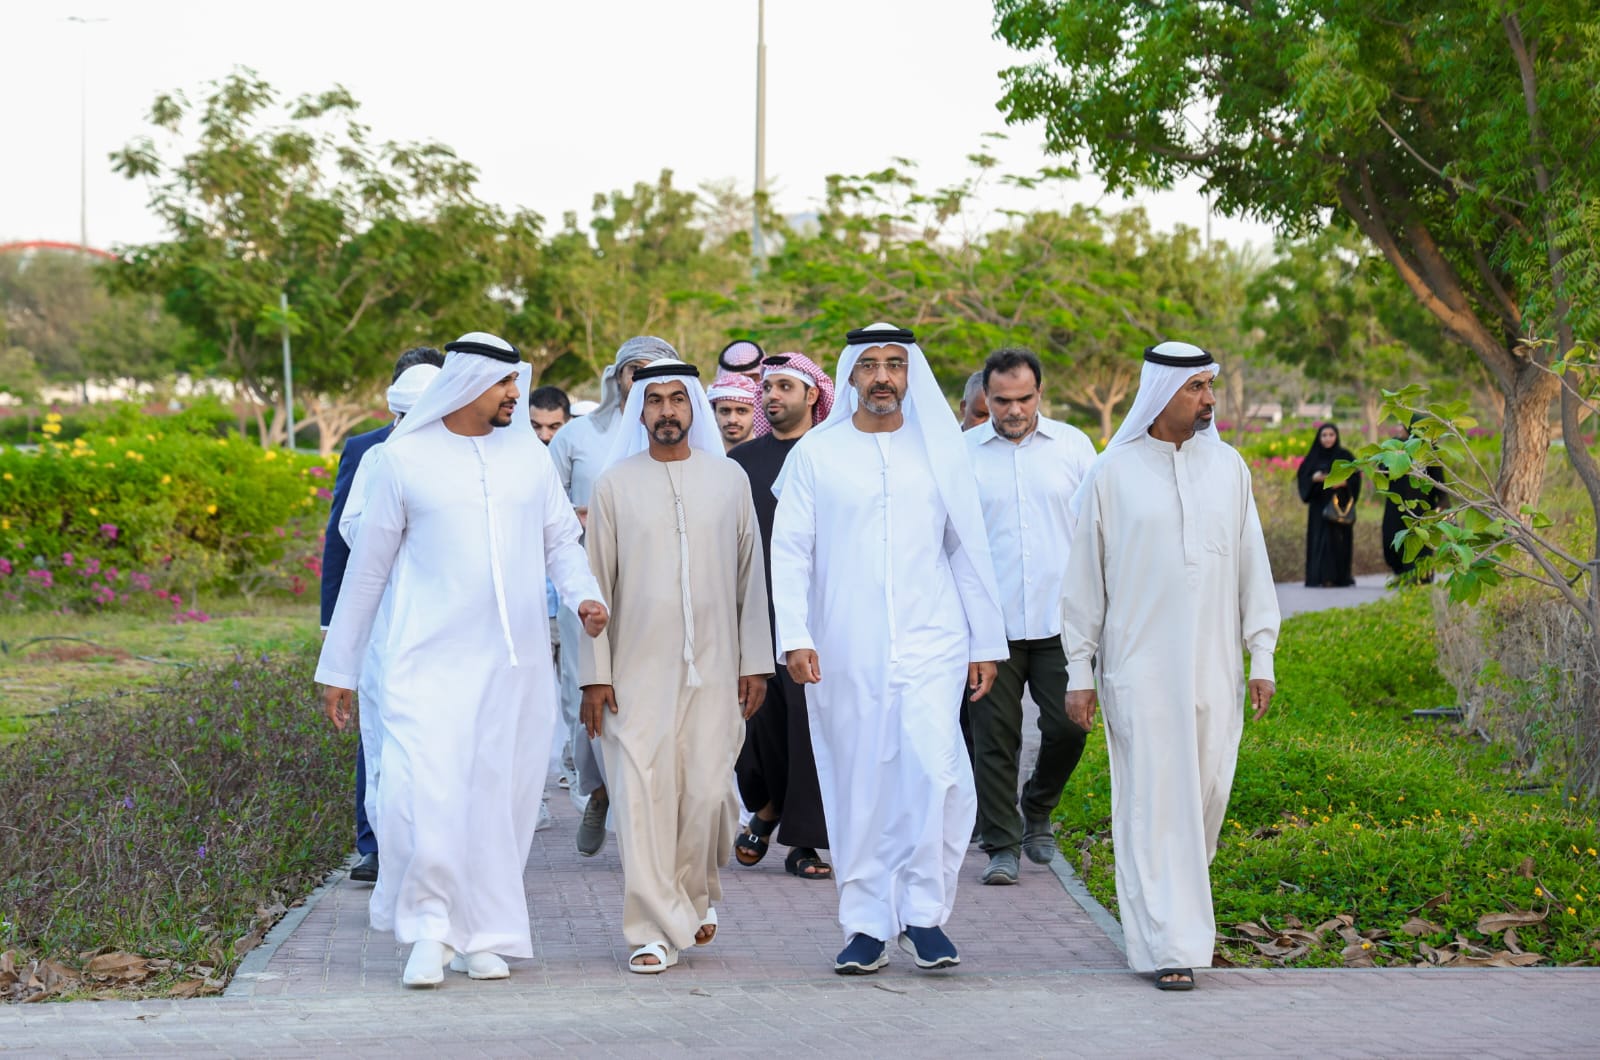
[
  {"xmin": 1066, "ymin": 659, "xmax": 1096, "ymax": 692},
  {"xmin": 314, "ymin": 665, "xmax": 359, "ymax": 689},
  {"xmin": 1248, "ymin": 650, "xmax": 1275, "ymax": 684}
]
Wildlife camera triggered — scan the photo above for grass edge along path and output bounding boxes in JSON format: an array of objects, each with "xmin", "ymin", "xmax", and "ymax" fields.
[
  {"xmin": 1052, "ymin": 591, "xmax": 1600, "ymax": 968},
  {"xmin": 0, "ymin": 649, "xmax": 351, "ymax": 1001}
]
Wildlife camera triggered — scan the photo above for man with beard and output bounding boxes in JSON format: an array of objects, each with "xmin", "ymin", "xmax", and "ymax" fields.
[
  {"xmin": 728, "ymin": 352, "xmax": 836, "ymax": 880},
  {"xmin": 708, "ymin": 373, "xmax": 760, "ymax": 451},
  {"xmin": 1062, "ymin": 341, "xmax": 1279, "ymax": 991},
  {"xmin": 964, "ymin": 348, "xmax": 1096, "ymax": 886},
  {"xmin": 580, "ymin": 361, "xmax": 773, "ymax": 973},
  {"xmin": 548, "ymin": 337, "xmax": 673, "ymax": 855},
  {"xmin": 771, "ymin": 324, "xmax": 1006, "ymax": 975},
  {"xmin": 317, "ymin": 332, "xmax": 608, "ymax": 987}
]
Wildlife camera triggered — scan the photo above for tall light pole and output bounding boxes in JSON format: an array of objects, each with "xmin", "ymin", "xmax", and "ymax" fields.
[
  {"xmin": 65, "ymin": 15, "xmax": 108, "ymax": 251},
  {"xmin": 280, "ymin": 291, "xmax": 296, "ymax": 448},
  {"xmin": 751, "ymin": 0, "xmax": 767, "ymax": 278}
]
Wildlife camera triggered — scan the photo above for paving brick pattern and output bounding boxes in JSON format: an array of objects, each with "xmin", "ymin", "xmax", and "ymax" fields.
[{"xmin": 8, "ymin": 579, "xmax": 1599, "ymax": 1055}]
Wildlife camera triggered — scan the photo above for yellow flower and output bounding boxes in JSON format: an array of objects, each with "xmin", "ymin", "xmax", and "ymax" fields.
[
  {"xmin": 1360, "ymin": 941, "xmax": 1371, "ymax": 950},
  {"xmin": 1534, "ymin": 887, "xmax": 1544, "ymax": 896},
  {"xmin": 161, "ymin": 474, "xmax": 172, "ymax": 484},
  {"xmin": 308, "ymin": 485, "xmax": 319, "ymax": 496},
  {"xmin": 1, "ymin": 472, "xmax": 10, "ymax": 481},
  {"xmin": 40, "ymin": 422, "xmax": 61, "ymax": 435},
  {"xmin": 1567, "ymin": 907, "xmax": 1577, "ymax": 916},
  {"xmin": 88, "ymin": 507, "xmax": 99, "ymax": 516},
  {"xmin": 44, "ymin": 412, "xmax": 62, "ymax": 423},
  {"xmin": 1, "ymin": 518, "xmax": 9, "ymax": 530},
  {"xmin": 106, "ymin": 436, "xmax": 116, "ymax": 444},
  {"xmin": 206, "ymin": 504, "xmax": 218, "ymax": 515},
  {"xmin": 264, "ymin": 450, "xmax": 277, "ymax": 460},
  {"xmin": 1588, "ymin": 848, "xmax": 1598, "ymax": 857}
]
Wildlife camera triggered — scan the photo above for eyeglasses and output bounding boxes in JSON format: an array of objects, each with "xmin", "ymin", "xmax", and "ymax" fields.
[{"xmin": 855, "ymin": 358, "xmax": 908, "ymax": 376}]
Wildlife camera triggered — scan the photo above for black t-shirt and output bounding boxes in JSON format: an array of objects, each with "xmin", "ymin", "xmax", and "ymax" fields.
[{"xmin": 728, "ymin": 433, "xmax": 800, "ymax": 620}]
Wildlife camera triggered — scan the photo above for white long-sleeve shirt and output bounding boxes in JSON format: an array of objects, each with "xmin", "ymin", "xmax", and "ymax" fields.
[{"xmin": 965, "ymin": 415, "xmax": 1097, "ymax": 641}]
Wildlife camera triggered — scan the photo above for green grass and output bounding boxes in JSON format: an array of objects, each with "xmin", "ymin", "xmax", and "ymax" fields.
[
  {"xmin": 0, "ymin": 598, "xmax": 318, "ymax": 740},
  {"xmin": 1054, "ymin": 591, "xmax": 1600, "ymax": 966}
]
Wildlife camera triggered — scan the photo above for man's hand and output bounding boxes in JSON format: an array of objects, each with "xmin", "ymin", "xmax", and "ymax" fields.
[
  {"xmin": 1065, "ymin": 689, "xmax": 1098, "ymax": 731},
  {"xmin": 1248, "ymin": 678, "xmax": 1276, "ymax": 721},
  {"xmin": 577, "ymin": 599, "xmax": 608, "ymax": 637},
  {"xmin": 574, "ymin": 505, "xmax": 589, "ymax": 530},
  {"xmin": 322, "ymin": 685, "xmax": 355, "ymax": 732},
  {"xmin": 738, "ymin": 675, "xmax": 768, "ymax": 719},
  {"xmin": 786, "ymin": 649, "xmax": 821, "ymax": 685},
  {"xmin": 967, "ymin": 661, "xmax": 997, "ymax": 702},
  {"xmin": 581, "ymin": 684, "xmax": 618, "ymax": 738}
]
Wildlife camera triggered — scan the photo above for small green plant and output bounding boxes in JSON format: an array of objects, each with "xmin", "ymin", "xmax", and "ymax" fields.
[
  {"xmin": 1054, "ymin": 594, "xmax": 1600, "ymax": 968},
  {"xmin": 0, "ymin": 649, "xmax": 351, "ymax": 998}
]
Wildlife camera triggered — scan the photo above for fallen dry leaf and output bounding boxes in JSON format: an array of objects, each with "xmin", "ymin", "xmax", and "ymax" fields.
[
  {"xmin": 1341, "ymin": 942, "xmax": 1377, "ymax": 968},
  {"xmin": 1516, "ymin": 856, "xmax": 1535, "ymax": 878},
  {"xmin": 1450, "ymin": 950, "xmax": 1544, "ymax": 968},
  {"xmin": 1477, "ymin": 909, "xmax": 1546, "ymax": 935},
  {"xmin": 1409, "ymin": 892, "xmax": 1450, "ymax": 914},
  {"xmin": 84, "ymin": 952, "xmax": 153, "ymax": 983},
  {"xmin": 1400, "ymin": 917, "xmax": 1444, "ymax": 937}
]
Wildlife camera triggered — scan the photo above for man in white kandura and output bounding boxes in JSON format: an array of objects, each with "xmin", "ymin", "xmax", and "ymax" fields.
[
  {"xmin": 1061, "ymin": 340, "xmax": 1279, "ymax": 992},
  {"xmin": 317, "ymin": 332, "xmax": 608, "ymax": 988},
  {"xmin": 771, "ymin": 323, "xmax": 1007, "ymax": 976},
  {"xmin": 548, "ymin": 337, "xmax": 672, "ymax": 855},
  {"xmin": 579, "ymin": 360, "xmax": 773, "ymax": 974}
]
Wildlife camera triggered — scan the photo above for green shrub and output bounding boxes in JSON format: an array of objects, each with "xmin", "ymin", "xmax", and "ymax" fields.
[
  {"xmin": 0, "ymin": 408, "xmax": 334, "ymax": 608},
  {"xmin": 1054, "ymin": 592, "xmax": 1600, "ymax": 967},
  {"xmin": 0, "ymin": 650, "xmax": 350, "ymax": 987}
]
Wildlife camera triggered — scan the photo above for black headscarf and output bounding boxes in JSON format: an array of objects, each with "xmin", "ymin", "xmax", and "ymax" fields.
[{"xmin": 1298, "ymin": 422, "xmax": 1358, "ymax": 502}]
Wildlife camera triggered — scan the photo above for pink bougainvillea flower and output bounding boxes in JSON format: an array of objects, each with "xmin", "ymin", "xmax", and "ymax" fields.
[
  {"xmin": 99, "ymin": 523, "xmax": 119, "ymax": 540},
  {"xmin": 60, "ymin": 552, "xmax": 74, "ymax": 567},
  {"xmin": 0, "ymin": 558, "xmax": 11, "ymax": 576}
]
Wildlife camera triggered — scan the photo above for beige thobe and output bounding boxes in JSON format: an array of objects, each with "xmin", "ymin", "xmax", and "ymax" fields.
[
  {"xmin": 1062, "ymin": 433, "xmax": 1279, "ymax": 972},
  {"xmin": 579, "ymin": 449, "xmax": 774, "ymax": 950}
]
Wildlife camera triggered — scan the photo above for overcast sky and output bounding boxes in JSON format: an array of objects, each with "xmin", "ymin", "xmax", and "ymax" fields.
[{"xmin": 1, "ymin": 0, "xmax": 1274, "ymax": 252}]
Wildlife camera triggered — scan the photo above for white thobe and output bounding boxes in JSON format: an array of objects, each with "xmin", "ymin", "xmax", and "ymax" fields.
[
  {"xmin": 1061, "ymin": 433, "xmax": 1279, "ymax": 972},
  {"xmin": 965, "ymin": 416, "xmax": 1098, "ymax": 639},
  {"xmin": 771, "ymin": 424, "xmax": 1004, "ymax": 942},
  {"xmin": 579, "ymin": 450, "xmax": 773, "ymax": 950},
  {"xmin": 316, "ymin": 420, "xmax": 600, "ymax": 958},
  {"xmin": 548, "ymin": 411, "xmax": 623, "ymax": 793}
]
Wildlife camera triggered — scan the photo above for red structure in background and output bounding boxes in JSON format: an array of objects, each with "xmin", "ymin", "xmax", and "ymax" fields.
[{"xmin": 0, "ymin": 240, "xmax": 116, "ymax": 260}]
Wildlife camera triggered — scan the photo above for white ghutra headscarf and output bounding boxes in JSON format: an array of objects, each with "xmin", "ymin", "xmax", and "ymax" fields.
[
  {"xmin": 777, "ymin": 322, "xmax": 1007, "ymax": 662},
  {"xmin": 599, "ymin": 359, "xmax": 725, "ymax": 687}
]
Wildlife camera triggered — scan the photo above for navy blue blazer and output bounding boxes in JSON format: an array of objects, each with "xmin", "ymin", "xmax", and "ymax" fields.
[{"xmin": 319, "ymin": 424, "xmax": 393, "ymax": 627}]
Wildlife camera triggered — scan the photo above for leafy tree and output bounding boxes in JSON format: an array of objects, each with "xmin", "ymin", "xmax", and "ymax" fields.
[
  {"xmin": 109, "ymin": 70, "xmax": 527, "ymax": 452},
  {"xmin": 994, "ymin": 1, "xmax": 1600, "ymax": 510},
  {"xmin": 1247, "ymin": 228, "xmax": 1464, "ymax": 442}
]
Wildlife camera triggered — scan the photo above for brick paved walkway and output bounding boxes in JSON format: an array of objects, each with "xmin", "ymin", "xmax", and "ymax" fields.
[{"xmin": 8, "ymin": 577, "xmax": 1598, "ymax": 1056}]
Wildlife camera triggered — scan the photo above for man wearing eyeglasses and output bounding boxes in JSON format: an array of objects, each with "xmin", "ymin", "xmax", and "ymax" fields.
[{"xmin": 770, "ymin": 323, "xmax": 1006, "ymax": 976}]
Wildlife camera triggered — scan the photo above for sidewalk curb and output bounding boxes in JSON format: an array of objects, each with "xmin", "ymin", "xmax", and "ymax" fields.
[
  {"xmin": 225, "ymin": 864, "xmax": 346, "ymax": 998},
  {"xmin": 1047, "ymin": 852, "xmax": 1126, "ymax": 955}
]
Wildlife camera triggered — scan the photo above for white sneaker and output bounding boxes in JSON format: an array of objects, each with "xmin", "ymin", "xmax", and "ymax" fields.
[
  {"xmin": 401, "ymin": 940, "xmax": 452, "ymax": 987},
  {"xmin": 450, "ymin": 951, "xmax": 510, "ymax": 980},
  {"xmin": 536, "ymin": 800, "xmax": 553, "ymax": 832}
]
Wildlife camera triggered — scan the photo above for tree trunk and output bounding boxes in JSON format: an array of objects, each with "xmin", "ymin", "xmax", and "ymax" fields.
[
  {"xmin": 1496, "ymin": 361, "xmax": 1560, "ymax": 511},
  {"xmin": 1360, "ymin": 388, "xmax": 1382, "ymax": 446}
]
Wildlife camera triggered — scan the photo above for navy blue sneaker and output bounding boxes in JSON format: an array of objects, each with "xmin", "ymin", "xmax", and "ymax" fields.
[
  {"xmin": 833, "ymin": 933, "xmax": 889, "ymax": 975},
  {"xmin": 898, "ymin": 925, "xmax": 960, "ymax": 969}
]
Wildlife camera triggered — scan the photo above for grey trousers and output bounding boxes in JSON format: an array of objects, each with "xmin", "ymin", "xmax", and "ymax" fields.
[
  {"xmin": 559, "ymin": 602, "xmax": 608, "ymax": 796},
  {"xmin": 970, "ymin": 637, "xmax": 1087, "ymax": 857}
]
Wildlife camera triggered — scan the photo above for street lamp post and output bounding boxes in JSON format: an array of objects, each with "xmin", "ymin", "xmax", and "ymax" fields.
[
  {"xmin": 280, "ymin": 290, "xmax": 296, "ymax": 448},
  {"xmin": 65, "ymin": 15, "xmax": 108, "ymax": 251},
  {"xmin": 752, "ymin": 0, "xmax": 767, "ymax": 279}
]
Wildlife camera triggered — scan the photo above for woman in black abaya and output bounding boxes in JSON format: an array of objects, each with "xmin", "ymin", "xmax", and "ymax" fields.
[{"xmin": 1297, "ymin": 422, "xmax": 1360, "ymax": 587}]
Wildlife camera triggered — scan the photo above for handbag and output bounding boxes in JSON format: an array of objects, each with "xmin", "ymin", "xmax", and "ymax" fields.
[{"xmin": 1322, "ymin": 492, "xmax": 1356, "ymax": 526}]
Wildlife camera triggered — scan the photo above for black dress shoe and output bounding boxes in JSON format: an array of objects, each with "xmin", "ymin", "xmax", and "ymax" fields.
[{"xmin": 350, "ymin": 852, "xmax": 379, "ymax": 883}]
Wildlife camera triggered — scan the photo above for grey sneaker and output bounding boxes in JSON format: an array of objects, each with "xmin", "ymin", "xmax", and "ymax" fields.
[
  {"xmin": 577, "ymin": 787, "xmax": 609, "ymax": 857},
  {"xmin": 1022, "ymin": 818, "xmax": 1057, "ymax": 865},
  {"xmin": 981, "ymin": 850, "xmax": 1020, "ymax": 885}
]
